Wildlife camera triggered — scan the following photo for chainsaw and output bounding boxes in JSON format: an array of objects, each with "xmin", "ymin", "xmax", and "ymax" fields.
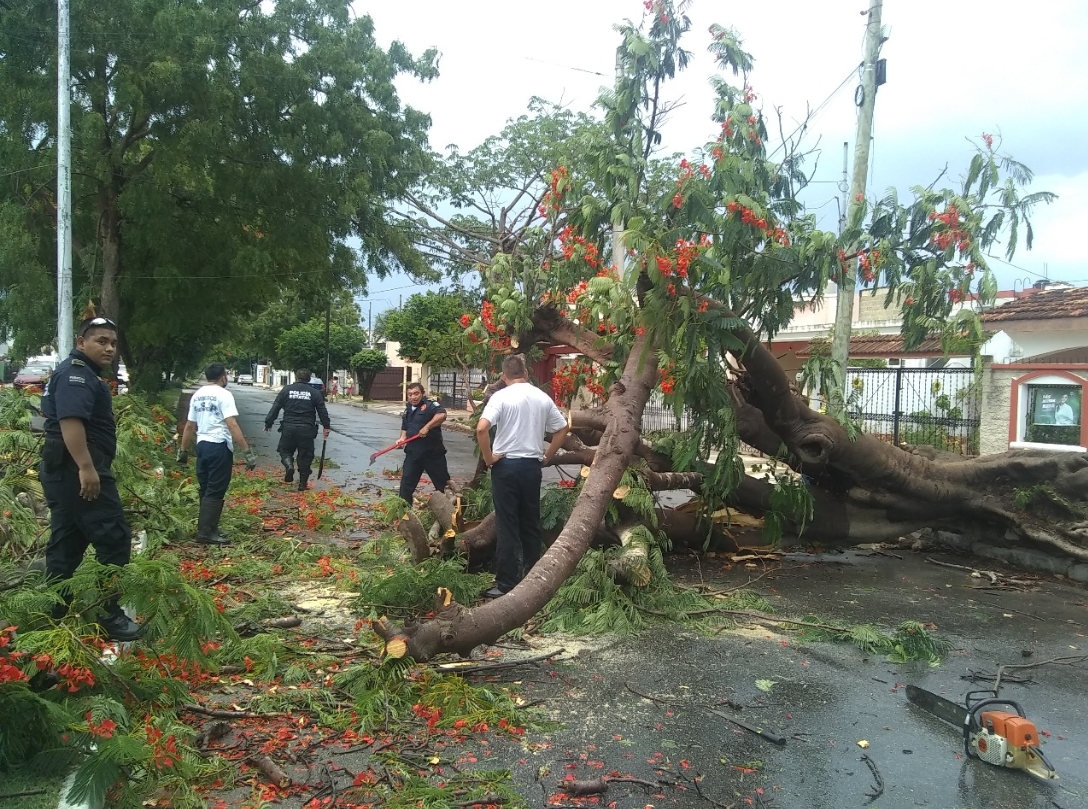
[{"xmin": 906, "ymin": 685, "xmax": 1056, "ymax": 780}]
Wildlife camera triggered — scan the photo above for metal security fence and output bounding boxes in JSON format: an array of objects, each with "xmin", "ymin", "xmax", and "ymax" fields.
[
  {"xmin": 429, "ymin": 369, "xmax": 488, "ymax": 411},
  {"xmin": 641, "ymin": 392, "xmax": 692, "ymax": 432},
  {"xmin": 845, "ymin": 366, "xmax": 981, "ymax": 455}
]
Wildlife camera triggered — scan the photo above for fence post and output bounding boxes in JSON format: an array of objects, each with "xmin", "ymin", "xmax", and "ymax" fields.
[{"xmin": 891, "ymin": 364, "xmax": 904, "ymax": 447}]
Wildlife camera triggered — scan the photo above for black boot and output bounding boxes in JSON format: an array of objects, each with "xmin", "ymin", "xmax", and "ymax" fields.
[
  {"xmin": 49, "ymin": 592, "xmax": 74, "ymax": 622},
  {"xmin": 196, "ymin": 498, "xmax": 230, "ymax": 545},
  {"xmin": 280, "ymin": 453, "xmax": 294, "ymax": 483},
  {"xmin": 297, "ymin": 473, "xmax": 309, "ymax": 492},
  {"xmin": 98, "ymin": 599, "xmax": 144, "ymax": 643}
]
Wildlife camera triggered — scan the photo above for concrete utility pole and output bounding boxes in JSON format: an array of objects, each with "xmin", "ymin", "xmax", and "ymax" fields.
[
  {"xmin": 829, "ymin": 0, "xmax": 884, "ymax": 412},
  {"xmin": 56, "ymin": 0, "xmax": 73, "ymax": 353}
]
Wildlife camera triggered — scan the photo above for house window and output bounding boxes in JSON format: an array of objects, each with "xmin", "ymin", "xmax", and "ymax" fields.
[{"xmin": 1025, "ymin": 385, "xmax": 1081, "ymax": 445}]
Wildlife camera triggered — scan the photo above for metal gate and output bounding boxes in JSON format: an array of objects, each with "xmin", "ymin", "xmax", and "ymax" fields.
[
  {"xmin": 368, "ymin": 367, "xmax": 412, "ymax": 401},
  {"xmin": 846, "ymin": 366, "xmax": 981, "ymax": 455}
]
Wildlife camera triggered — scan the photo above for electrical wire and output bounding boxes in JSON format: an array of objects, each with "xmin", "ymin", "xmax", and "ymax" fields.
[{"xmin": 768, "ymin": 63, "xmax": 861, "ymax": 159}]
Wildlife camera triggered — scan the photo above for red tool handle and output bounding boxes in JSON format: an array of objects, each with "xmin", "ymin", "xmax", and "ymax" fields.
[{"xmin": 369, "ymin": 433, "xmax": 421, "ymax": 463}]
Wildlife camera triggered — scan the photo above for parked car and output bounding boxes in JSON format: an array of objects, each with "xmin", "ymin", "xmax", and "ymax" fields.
[
  {"xmin": 308, "ymin": 376, "xmax": 325, "ymax": 394},
  {"xmin": 14, "ymin": 365, "xmax": 53, "ymax": 390},
  {"xmin": 237, "ymin": 374, "xmax": 254, "ymax": 385}
]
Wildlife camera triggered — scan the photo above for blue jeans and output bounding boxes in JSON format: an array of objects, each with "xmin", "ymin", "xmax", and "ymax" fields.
[
  {"xmin": 491, "ymin": 458, "xmax": 543, "ymax": 592},
  {"xmin": 196, "ymin": 440, "xmax": 233, "ymax": 500}
]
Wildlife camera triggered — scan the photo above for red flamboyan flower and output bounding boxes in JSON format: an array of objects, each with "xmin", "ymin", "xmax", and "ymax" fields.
[
  {"xmin": 459, "ymin": 314, "xmax": 472, "ymax": 328},
  {"xmin": 982, "ymin": 132, "xmax": 993, "ymax": 150},
  {"xmin": 86, "ymin": 712, "xmax": 117, "ymax": 739}
]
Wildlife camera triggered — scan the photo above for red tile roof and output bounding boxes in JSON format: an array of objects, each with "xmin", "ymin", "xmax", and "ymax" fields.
[{"xmin": 980, "ymin": 285, "xmax": 1088, "ymax": 323}]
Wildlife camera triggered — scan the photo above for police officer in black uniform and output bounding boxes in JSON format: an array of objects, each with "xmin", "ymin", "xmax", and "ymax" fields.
[
  {"xmin": 397, "ymin": 382, "xmax": 450, "ymax": 503},
  {"xmin": 39, "ymin": 313, "xmax": 143, "ymax": 642},
  {"xmin": 264, "ymin": 368, "xmax": 331, "ymax": 491}
]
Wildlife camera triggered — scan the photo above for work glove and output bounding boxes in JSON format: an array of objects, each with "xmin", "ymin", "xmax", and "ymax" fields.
[
  {"xmin": 244, "ymin": 449, "xmax": 258, "ymax": 471},
  {"xmin": 176, "ymin": 449, "xmax": 190, "ymax": 466}
]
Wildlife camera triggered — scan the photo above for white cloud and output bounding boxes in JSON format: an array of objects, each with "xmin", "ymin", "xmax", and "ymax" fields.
[{"xmin": 357, "ymin": 0, "xmax": 1088, "ymax": 291}]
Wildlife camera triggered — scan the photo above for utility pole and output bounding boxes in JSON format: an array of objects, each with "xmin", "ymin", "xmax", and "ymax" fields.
[
  {"xmin": 829, "ymin": 0, "xmax": 884, "ymax": 413},
  {"xmin": 323, "ymin": 301, "xmax": 331, "ymax": 389},
  {"xmin": 838, "ymin": 141, "xmax": 849, "ymax": 235},
  {"xmin": 56, "ymin": 0, "xmax": 73, "ymax": 354},
  {"xmin": 367, "ymin": 301, "xmax": 373, "ymax": 346}
]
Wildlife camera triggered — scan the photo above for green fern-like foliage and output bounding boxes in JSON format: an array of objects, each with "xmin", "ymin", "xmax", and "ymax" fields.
[
  {"xmin": 355, "ymin": 556, "xmax": 491, "ymax": 619},
  {"xmin": 784, "ymin": 616, "xmax": 951, "ymax": 665},
  {"xmin": 0, "ymin": 683, "xmax": 73, "ymax": 770},
  {"xmin": 539, "ymin": 532, "xmax": 734, "ymax": 635},
  {"xmin": 460, "ymin": 474, "xmax": 494, "ymax": 521},
  {"xmin": 540, "ymin": 484, "xmax": 578, "ymax": 531}
]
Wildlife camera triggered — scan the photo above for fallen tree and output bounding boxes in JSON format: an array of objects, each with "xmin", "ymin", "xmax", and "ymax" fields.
[{"xmin": 377, "ymin": 2, "xmax": 1074, "ymax": 661}]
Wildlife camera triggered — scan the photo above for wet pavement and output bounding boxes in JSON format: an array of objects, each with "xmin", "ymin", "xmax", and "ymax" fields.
[
  {"xmin": 234, "ymin": 386, "xmax": 575, "ymax": 496},
  {"xmin": 232, "ymin": 387, "xmax": 1088, "ymax": 809}
]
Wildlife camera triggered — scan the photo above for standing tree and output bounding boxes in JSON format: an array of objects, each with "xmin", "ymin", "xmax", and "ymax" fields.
[
  {"xmin": 379, "ymin": 290, "xmax": 481, "ymax": 361},
  {"xmin": 375, "ymin": 1, "xmax": 1069, "ymax": 662},
  {"xmin": 275, "ymin": 319, "xmax": 366, "ymax": 374},
  {"xmin": 350, "ymin": 348, "xmax": 389, "ymax": 399},
  {"xmin": 416, "ymin": 321, "xmax": 492, "ymax": 408},
  {"xmin": 0, "ymin": 0, "xmax": 436, "ymax": 388}
]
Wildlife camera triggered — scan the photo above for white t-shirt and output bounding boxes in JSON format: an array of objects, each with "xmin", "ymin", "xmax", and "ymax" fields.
[
  {"xmin": 481, "ymin": 382, "xmax": 567, "ymax": 460},
  {"xmin": 187, "ymin": 384, "xmax": 239, "ymax": 449}
]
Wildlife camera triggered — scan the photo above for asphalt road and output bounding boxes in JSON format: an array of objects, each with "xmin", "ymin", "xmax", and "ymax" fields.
[
  {"xmin": 230, "ymin": 385, "xmax": 480, "ymax": 493},
  {"xmin": 229, "ymin": 386, "xmax": 1088, "ymax": 809}
]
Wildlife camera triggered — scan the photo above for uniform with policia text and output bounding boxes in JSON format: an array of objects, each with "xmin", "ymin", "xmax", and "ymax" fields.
[
  {"xmin": 398, "ymin": 395, "xmax": 450, "ymax": 501},
  {"xmin": 39, "ymin": 349, "xmax": 133, "ymax": 625},
  {"xmin": 264, "ymin": 380, "xmax": 331, "ymax": 487}
]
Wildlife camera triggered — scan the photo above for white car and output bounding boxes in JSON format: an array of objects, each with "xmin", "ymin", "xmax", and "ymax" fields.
[{"xmin": 237, "ymin": 374, "xmax": 254, "ymax": 385}]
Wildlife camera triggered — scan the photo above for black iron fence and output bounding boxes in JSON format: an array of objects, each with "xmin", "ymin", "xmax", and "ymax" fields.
[
  {"xmin": 845, "ymin": 366, "xmax": 981, "ymax": 455},
  {"xmin": 640, "ymin": 367, "xmax": 981, "ymax": 456}
]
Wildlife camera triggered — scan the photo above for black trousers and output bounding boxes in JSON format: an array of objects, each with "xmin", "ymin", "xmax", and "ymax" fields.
[
  {"xmin": 277, "ymin": 424, "xmax": 317, "ymax": 476},
  {"xmin": 490, "ymin": 457, "xmax": 543, "ymax": 593},
  {"xmin": 196, "ymin": 440, "xmax": 233, "ymax": 500},
  {"xmin": 40, "ymin": 459, "xmax": 131, "ymax": 581},
  {"xmin": 399, "ymin": 448, "xmax": 450, "ymax": 502}
]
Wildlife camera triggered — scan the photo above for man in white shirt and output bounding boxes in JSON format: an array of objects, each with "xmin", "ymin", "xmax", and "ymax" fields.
[
  {"xmin": 178, "ymin": 363, "xmax": 256, "ymax": 545},
  {"xmin": 476, "ymin": 354, "xmax": 569, "ymax": 598}
]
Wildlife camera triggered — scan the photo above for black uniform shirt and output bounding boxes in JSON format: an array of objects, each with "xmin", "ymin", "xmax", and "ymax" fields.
[
  {"xmin": 41, "ymin": 349, "xmax": 117, "ymax": 461},
  {"xmin": 401, "ymin": 399, "xmax": 445, "ymax": 456},
  {"xmin": 265, "ymin": 381, "xmax": 331, "ymax": 430}
]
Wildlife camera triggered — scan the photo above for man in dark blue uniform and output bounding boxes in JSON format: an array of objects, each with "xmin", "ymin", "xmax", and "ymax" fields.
[
  {"xmin": 397, "ymin": 382, "xmax": 450, "ymax": 503},
  {"xmin": 264, "ymin": 368, "xmax": 331, "ymax": 491},
  {"xmin": 39, "ymin": 314, "xmax": 143, "ymax": 642}
]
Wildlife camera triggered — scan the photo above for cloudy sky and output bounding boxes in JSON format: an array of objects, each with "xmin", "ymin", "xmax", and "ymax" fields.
[{"xmin": 355, "ymin": 0, "xmax": 1088, "ymax": 317}]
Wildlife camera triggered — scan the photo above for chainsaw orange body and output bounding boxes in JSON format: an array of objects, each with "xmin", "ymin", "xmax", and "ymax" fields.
[{"xmin": 968, "ymin": 708, "xmax": 1054, "ymax": 779}]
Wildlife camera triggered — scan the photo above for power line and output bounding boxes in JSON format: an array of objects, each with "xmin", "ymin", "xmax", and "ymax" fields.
[
  {"xmin": 986, "ymin": 255, "xmax": 1049, "ymax": 280},
  {"xmin": 768, "ymin": 63, "xmax": 861, "ymax": 160},
  {"xmin": 522, "ymin": 56, "xmax": 607, "ymax": 77}
]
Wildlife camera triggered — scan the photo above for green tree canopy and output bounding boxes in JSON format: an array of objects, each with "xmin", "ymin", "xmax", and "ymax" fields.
[
  {"xmin": 379, "ymin": 289, "xmax": 480, "ymax": 361},
  {"xmin": 275, "ymin": 319, "xmax": 366, "ymax": 374},
  {"xmin": 0, "ymin": 0, "xmax": 438, "ymax": 388},
  {"xmin": 349, "ymin": 348, "xmax": 389, "ymax": 399}
]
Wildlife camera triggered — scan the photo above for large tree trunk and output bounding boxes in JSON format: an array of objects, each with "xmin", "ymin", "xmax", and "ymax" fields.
[
  {"xmin": 376, "ymin": 301, "xmax": 1088, "ymax": 662},
  {"xmin": 374, "ymin": 331, "xmax": 659, "ymax": 661}
]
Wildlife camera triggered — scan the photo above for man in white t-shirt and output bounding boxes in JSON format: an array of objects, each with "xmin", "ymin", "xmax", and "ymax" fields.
[
  {"xmin": 476, "ymin": 354, "xmax": 569, "ymax": 599},
  {"xmin": 178, "ymin": 362, "xmax": 256, "ymax": 545}
]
